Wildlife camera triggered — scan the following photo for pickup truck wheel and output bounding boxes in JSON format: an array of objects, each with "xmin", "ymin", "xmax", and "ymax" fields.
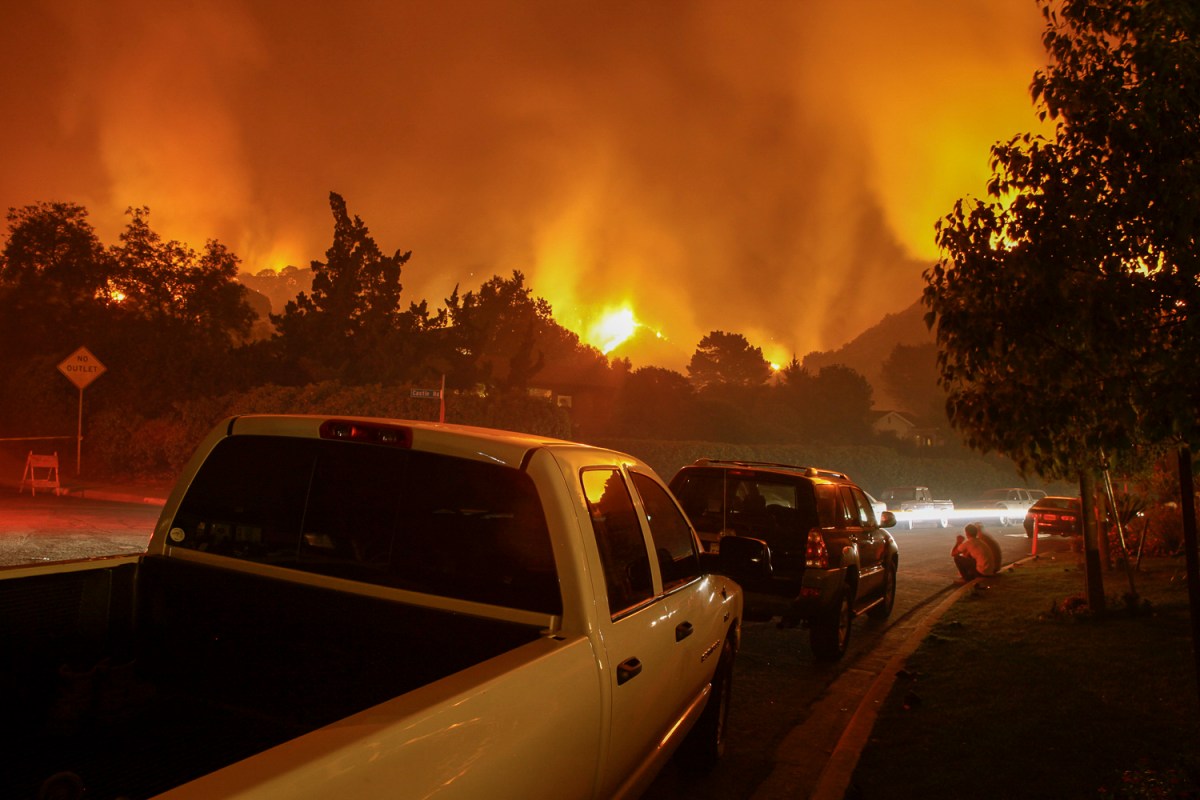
[
  {"xmin": 810, "ymin": 584, "xmax": 853, "ymax": 662},
  {"xmin": 866, "ymin": 560, "xmax": 897, "ymax": 621},
  {"xmin": 677, "ymin": 638, "xmax": 735, "ymax": 769}
]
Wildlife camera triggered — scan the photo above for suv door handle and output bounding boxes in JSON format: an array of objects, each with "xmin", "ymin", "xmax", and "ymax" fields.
[
  {"xmin": 617, "ymin": 657, "xmax": 643, "ymax": 685},
  {"xmin": 675, "ymin": 621, "xmax": 694, "ymax": 642}
]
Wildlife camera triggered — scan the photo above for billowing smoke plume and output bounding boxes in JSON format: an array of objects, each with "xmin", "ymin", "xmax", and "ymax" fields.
[{"xmin": 0, "ymin": 0, "xmax": 1047, "ymax": 369}]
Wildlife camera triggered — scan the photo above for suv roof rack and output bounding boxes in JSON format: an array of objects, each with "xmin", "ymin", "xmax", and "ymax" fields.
[{"xmin": 691, "ymin": 458, "xmax": 851, "ymax": 482}]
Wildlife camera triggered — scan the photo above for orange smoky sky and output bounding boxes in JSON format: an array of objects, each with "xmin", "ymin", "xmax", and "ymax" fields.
[{"xmin": 0, "ymin": 1, "xmax": 1049, "ymax": 370}]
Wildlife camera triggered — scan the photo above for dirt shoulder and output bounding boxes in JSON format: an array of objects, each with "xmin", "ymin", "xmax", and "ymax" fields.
[{"xmin": 847, "ymin": 554, "xmax": 1200, "ymax": 799}]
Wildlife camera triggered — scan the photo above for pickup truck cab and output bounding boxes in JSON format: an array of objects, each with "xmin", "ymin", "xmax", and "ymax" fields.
[
  {"xmin": 2, "ymin": 416, "xmax": 747, "ymax": 800},
  {"xmin": 879, "ymin": 486, "xmax": 955, "ymax": 529},
  {"xmin": 669, "ymin": 459, "xmax": 898, "ymax": 662}
]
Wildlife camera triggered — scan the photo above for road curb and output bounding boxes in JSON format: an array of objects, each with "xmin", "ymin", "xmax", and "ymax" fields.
[
  {"xmin": 63, "ymin": 487, "xmax": 167, "ymax": 507},
  {"xmin": 807, "ymin": 581, "xmax": 976, "ymax": 799},
  {"xmin": 809, "ymin": 556, "xmax": 1037, "ymax": 799}
]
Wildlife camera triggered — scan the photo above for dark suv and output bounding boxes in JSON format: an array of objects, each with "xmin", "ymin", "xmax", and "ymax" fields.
[{"xmin": 670, "ymin": 459, "xmax": 898, "ymax": 661}]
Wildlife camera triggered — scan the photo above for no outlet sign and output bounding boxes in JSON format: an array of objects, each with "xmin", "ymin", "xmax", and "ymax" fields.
[{"xmin": 58, "ymin": 346, "xmax": 107, "ymax": 390}]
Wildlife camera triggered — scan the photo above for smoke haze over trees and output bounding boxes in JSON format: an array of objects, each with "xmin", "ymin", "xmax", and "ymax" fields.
[{"xmin": 1, "ymin": 192, "xmax": 947, "ymax": 471}]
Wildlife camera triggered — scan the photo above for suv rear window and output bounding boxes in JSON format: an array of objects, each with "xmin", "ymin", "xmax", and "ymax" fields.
[
  {"xmin": 670, "ymin": 468, "xmax": 819, "ymax": 534},
  {"xmin": 167, "ymin": 435, "xmax": 561, "ymax": 615}
]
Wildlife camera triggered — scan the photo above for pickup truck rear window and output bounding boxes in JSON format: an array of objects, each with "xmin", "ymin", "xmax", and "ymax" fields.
[{"xmin": 167, "ymin": 435, "xmax": 561, "ymax": 615}]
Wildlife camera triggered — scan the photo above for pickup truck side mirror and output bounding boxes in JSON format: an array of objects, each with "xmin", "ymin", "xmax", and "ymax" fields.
[
  {"xmin": 878, "ymin": 510, "xmax": 897, "ymax": 529},
  {"xmin": 700, "ymin": 536, "xmax": 772, "ymax": 584}
]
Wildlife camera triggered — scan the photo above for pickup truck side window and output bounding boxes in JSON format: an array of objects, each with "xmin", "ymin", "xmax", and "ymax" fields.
[
  {"xmin": 629, "ymin": 471, "xmax": 700, "ymax": 591},
  {"xmin": 581, "ymin": 468, "xmax": 654, "ymax": 618},
  {"xmin": 168, "ymin": 435, "xmax": 562, "ymax": 615}
]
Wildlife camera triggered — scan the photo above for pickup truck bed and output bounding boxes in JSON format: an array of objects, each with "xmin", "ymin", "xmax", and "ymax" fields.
[{"xmin": 3, "ymin": 556, "xmax": 542, "ymax": 800}]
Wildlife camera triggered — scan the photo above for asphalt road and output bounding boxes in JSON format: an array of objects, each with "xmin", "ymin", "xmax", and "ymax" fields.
[
  {"xmin": 0, "ymin": 493, "xmax": 1075, "ymax": 798},
  {"xmin": 0, "ymin": 492, "xmax": 160, "ymax": 567}
]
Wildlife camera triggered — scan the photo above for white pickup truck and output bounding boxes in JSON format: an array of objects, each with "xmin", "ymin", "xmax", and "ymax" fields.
[
  {"xmin": 879, "ymin": 486, "xmax": 955, "ymax": 529},
  {"xmin": 1, "ymin": 415, "xmax": 750, "ymax": 800}
]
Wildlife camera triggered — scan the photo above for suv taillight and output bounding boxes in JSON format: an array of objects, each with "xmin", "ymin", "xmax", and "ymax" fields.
[{"xmin": 805, "ymin": 529, "xmax": 828, "ymax": 568}]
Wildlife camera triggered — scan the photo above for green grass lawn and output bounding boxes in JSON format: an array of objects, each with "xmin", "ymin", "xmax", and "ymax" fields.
[{"xmin": 848, "ymin": 554, "xmax": 1200, "ymax": 800}]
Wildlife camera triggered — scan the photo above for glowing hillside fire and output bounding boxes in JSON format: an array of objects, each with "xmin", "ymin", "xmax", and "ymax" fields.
[
  {"xmin": 587, "ymin": 307, "xmax": 640, "ymax": 354},
  {"xmin": 0, "ymin": 3, "xmax": 1052, "ymax": 370}
]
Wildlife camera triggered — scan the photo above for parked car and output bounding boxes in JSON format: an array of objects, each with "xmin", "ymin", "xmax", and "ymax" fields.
[
  {"xmin": 1023, "ymin": 496, "xmax": 1082, "ymax": 538},
  {"xmin": 669, "ymin": 459, "xmax": 898, "ymax": 662},
  {"xmin": 977, "ymin": 487, "xmax": 1047, "ymax": 526}
]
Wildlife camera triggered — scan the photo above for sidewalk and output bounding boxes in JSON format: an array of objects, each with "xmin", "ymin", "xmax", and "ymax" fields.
[
  {"xmin": 59, "ymin": 480, "xmax": 170, "ymax": 507},
  {"xmin": 3, "ymin": 472, "xmax": 170, "ymax": 507}
]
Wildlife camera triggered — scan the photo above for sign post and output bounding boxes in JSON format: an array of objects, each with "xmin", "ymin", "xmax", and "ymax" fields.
[{"xmin": 57, "ymin": 346, "xmax": 106, "ymax": 475}]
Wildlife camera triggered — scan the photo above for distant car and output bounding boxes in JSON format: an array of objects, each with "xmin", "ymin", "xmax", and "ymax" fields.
[
  {"xmin": 979, "ymin": 487, "xmax": 1047, "ymax": 526},
  {"xmin": 879, "ymin": 485, "xmax": 954, "ymax": 529},
  {"xmin": 1023, "ymin": 496, "xmax": 1082, "ymax": 538}
]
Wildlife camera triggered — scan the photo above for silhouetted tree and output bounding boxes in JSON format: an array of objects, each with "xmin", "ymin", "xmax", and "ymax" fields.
[
  {"xmin": 272, "ymin": 192, "xmax": 417, "ymax": 382},
  {"xmin": 110, "ymin": 207, "xmax": 255, "ymax": 346},
  {"xmin": 100, "ymin": 207, "xmax": 257, "ymax": 414},
  {"xmin": 926, "ymin": 0, "xmax": 1200, "ymax": 618},
  {"xmin": 442, "ymin": 271, "xmax": 604, "ymax": 391},
  {"xmin": 0, "ymin": 202, "xmax": 116, "ymax": 358},
  {"xmin": 609, "ymin": 366, "xmax": 699, "ymax": 439},
  {"xmin": 686, "ymin": 330, "xmax": 771, "ymax": 391},
  {"xmin": 0, "ymin": 202, "xmax": 118, "ymax": 433}
]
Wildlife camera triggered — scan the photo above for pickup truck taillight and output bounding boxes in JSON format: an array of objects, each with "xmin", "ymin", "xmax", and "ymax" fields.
[
  {"xmin": 805, "ymin": 529, "xmax": 828, "ymax": 568},
  {"xmin": 319, "ymin": 419, "xmax": 413, "ymax": 447}
]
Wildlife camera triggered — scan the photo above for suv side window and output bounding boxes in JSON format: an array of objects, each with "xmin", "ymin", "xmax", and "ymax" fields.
[
  {"xmin": 670, "ymin": 471, "xmax": 726, "ymax": 535},
  {"xmin": 849, "ymin": 487, "xmax": 876, "ymax": 527},
  {"xmin": 630, "ymin": 471, "xmax": 700, "ymax": 591},
  {"xmin": 581, "ymin": 468, "xmax": 654, "ymax": 617},
  {"xmin": 815, "ymin": 484, "xmax": 840, "ymax": 528}
]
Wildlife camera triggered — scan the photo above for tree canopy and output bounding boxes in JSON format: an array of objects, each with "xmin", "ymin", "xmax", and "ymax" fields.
[
  {"xmin": 925, "ymin": 0, "xmax": 1200, "ymax": 480},
  {"xmin": 686, "ymin": 330, "xmax": 772, "ymax": 390}
]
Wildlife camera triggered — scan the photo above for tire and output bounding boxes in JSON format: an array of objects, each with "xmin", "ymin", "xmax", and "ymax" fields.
[
  {"xmin": 810, "ymin": 583, "xmax": 853, "ymax": 662},
  {"xmin": 867, "ymin": 560, "xmax": 897, "ymax": 621},
  {"xmin": 677, "ymin": 637, "xmax": 735, "ymax": 769}
]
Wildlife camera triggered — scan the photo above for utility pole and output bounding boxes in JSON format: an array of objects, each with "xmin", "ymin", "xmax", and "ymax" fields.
[
  {"xmin": 1178, "ymin": 446, "xmax": 1200, "ymax": 702},
  {"xmin": 1079, "ymin": 469, "xmax": 1106, "ymax": 613}
]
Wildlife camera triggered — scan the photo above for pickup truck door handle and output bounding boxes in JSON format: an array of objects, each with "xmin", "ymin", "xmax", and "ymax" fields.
[
  {"xmin": 617, "ymin": 657, "xmax": 642, "ymax": 685},
  {"xmin": 675, "ymin": 621, "xmax": 694, "ymax": 642}
]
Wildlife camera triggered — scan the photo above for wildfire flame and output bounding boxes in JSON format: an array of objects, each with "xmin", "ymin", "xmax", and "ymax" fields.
[{"xmin": 587, "ymin": 306, "xmax": 640, "ymax": 354}]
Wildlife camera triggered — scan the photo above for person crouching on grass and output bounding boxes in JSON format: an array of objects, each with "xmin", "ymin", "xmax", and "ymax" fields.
[{"xmin": 952, "ymin": 522, "xmax": 998, "ymax": 580}]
